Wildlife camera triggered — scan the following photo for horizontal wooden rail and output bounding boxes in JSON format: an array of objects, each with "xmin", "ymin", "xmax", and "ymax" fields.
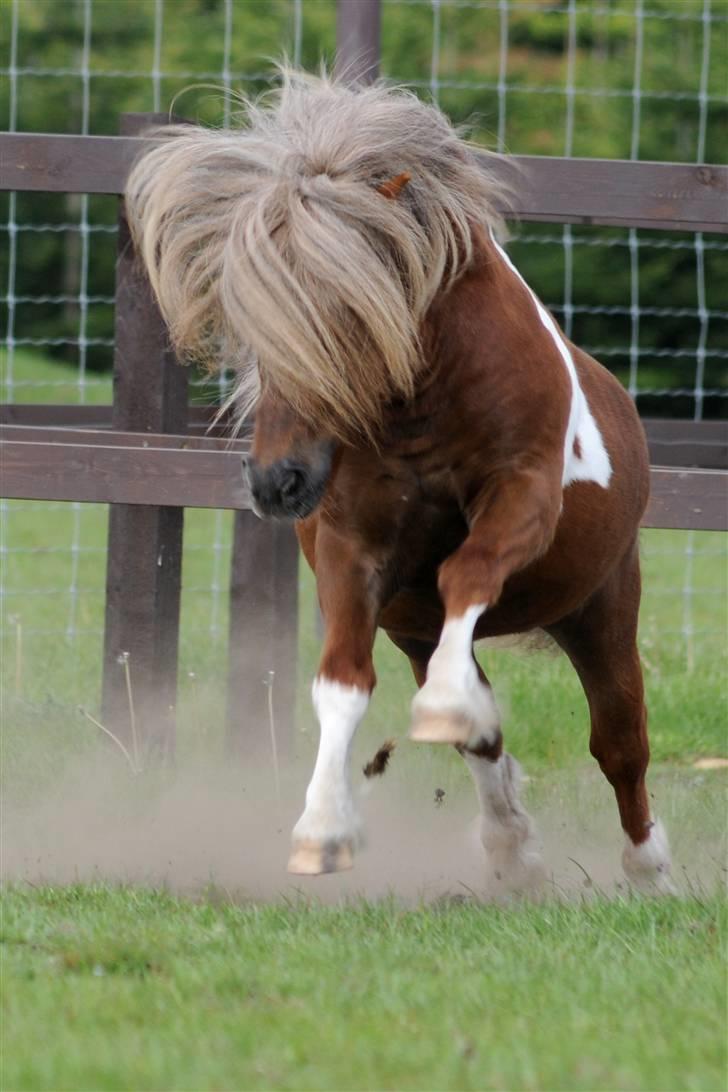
[
  {"xmin": 646, "ymin": 467, "xmax": 726, "ymax": 532},
  {"xmin": 642, "ymin": 418, "xmax": 727, "ymax": 471},
  {"xmin": 1, "ymin": 424, "xmax": 248, "ymax": 453},
  {"xmin": 1, "ymin": 425, "xmax": 725, "ymax": 530},
  {"xmin": 0, "ymin": 403, "xmax": 231, "ymax": 436},
  {"xmin": 1, "ymin": 132, "xmax": 726, "ymax": 232},
  {"xmin": 0, "ymin": 426, "xmax": 250, "ymax": 510},
  {"xmin": 1, "ymin": 409, "xmax": 725, "ymax": 469},
  {"xmin": 488, "ymin": 155, "xmax": 728, "ymax": 233}
]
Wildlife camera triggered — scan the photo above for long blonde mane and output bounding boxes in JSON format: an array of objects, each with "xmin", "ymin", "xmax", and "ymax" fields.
[{"xmin": 125, "ymin": 68, "xmax": 509, "ymax": 438}]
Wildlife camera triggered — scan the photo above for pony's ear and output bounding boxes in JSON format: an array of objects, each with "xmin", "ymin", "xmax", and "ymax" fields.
[{"xmin": 376, "ymin": 171, "xmax": 411, "ymax": 200}]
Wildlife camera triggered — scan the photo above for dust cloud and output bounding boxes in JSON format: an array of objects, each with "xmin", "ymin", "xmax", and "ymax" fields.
[{"xmin": 2, "ymin": 737, "xmax": 725, "ymax": 902}]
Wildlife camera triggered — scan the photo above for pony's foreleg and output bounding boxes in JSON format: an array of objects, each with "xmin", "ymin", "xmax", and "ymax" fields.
[
  {"xmin": 409, "ymin": 604, "xmax": 500, "ymax": 749},
  {"xmin": 410, "ymin": 470, "xmax": 560, "ymax": 749},
  {"xmin": 288, "ymin": 536, "xmax": 378, "ymax": 876}
]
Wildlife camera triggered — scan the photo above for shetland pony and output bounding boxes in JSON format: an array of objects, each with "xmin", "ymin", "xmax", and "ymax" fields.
[{"xmin": 126, "ymin": 70, "xmax": 674, "ymax": 893}]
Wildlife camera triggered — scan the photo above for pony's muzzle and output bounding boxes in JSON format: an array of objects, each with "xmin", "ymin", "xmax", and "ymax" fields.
[{"xmin": 245, "ymin": 454, "xmax": 331, "ymax": 520}]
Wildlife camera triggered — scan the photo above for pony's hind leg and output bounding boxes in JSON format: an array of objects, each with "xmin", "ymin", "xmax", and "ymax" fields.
[
  {"xmin": 550, "ymin": 543, "xmax": 675, "ymax": 894},
  {"xmin": 459, "ymin": 748, "xmax": 546, "ymax": 894},
  {"xmin": 390, "ymin": 632, "xmax": 544, "ymax": 893}
]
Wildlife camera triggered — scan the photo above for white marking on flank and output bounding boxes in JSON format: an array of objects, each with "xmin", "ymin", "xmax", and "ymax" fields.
[
  {"xmin": 292, "ymin": 678, "xmax": 369, "ymax": 846},
  {"xmin": 490, "ymin": 232, "xmax": 612, "ymax": 490},
  {"xmin": 412, "ymin": 604, "xmax": 500, "ymax": 747}
]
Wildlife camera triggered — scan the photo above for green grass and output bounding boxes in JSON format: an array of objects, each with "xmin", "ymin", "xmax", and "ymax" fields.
[
  {"xmin": 2, "ymin": 885, "xmax": 726, "ymax": 1092},
  {"xmin": 1, "ymin": 347, "xmax": 114, "ymax": 404}
]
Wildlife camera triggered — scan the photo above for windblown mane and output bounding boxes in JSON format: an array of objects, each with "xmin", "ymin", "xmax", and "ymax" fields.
[{"xmin": 125, "ymin": 68, "xmax": 509, "ymax": 438}]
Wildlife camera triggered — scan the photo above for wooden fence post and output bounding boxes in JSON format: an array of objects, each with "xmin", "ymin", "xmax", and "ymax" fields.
[
  {"xmin": 101, "ymin": 113, "xmax": 188, "ymax": 761},
  {"xmin": 226, "ymin": 512, "xmax": 300, "ymax": 758},
  {"xmin": 336, "ymin": 0, "xmax": 381, "ymax": 84}
]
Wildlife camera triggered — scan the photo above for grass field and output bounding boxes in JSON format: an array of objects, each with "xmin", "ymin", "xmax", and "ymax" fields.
[
  {"xmin": 2, "ymin": 347, "xmax": 727, "ymax": 1091},
  {"xmin": 2, "ymin": 886, "xmax": 726, "ymax": 1092}
]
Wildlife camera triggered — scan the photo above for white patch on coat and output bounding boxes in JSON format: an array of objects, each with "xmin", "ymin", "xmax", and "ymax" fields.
[
  {"xmin": 622, "ymin": 818, "xmax": 676, "ymax": 894},
  {"xmin": 411, "ymin": 604, "xmax": 500, "ymax": 747},
  {"xmin": 490, "ymin": 233, "xmax": 612, "ymax": 489},
  {"xmin": 461, "ymin": 750, "xmax": 545, "ymax": 891},
  {"xmin": 291, "ymin": 677, "xmax": 369, "ymax": 846}
]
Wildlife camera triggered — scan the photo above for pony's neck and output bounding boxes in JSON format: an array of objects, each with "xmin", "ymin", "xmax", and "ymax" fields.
[{"xmin": 423, "ymin": 227, "xmax": 501, "ymax": 402}]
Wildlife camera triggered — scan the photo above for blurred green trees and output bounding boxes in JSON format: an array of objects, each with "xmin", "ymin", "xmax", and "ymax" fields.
[{"xmin": 1, "ymin": 0, "xmax": 726, "ymax": 417}]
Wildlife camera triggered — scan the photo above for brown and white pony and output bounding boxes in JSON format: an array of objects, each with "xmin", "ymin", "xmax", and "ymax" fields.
[{"xmin": 126, "ymin": 70, "xmax": 674, "ymax": 893}]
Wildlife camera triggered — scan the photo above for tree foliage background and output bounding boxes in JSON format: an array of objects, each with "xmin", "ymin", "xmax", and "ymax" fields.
[{"xmin": 1, "ymin": 0, "xmax": 726, "ymax": 418}]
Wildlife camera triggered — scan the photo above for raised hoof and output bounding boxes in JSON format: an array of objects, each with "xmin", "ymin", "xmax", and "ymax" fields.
[
  {"xmin": 287, "ymin": 838, "xmax": 354, "ymax": 876},
  {"xmin": 409, "ymin": 709, "xmax": 472, "ymax": 746}
]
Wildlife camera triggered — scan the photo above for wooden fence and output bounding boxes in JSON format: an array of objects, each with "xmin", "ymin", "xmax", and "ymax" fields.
[{"xmin": 1, "ymin": 4, "xmax": 726, "ymax": 755}]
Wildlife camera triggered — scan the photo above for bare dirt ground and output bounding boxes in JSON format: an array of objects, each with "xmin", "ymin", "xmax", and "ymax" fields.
[{"xmin": 3, "ymin": 741, "xmax": 725, "ymax": 902}]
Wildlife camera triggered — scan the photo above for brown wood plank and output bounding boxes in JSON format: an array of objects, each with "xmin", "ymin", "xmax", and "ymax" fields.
[
  {"xmin": 0, "ymin": 132, "xmax": 148, "ymax": 194},
  {"xmin": 3, "ymin": 416, "xmax": 725, "ymax": 470},
  {"xmin": 2, "ymin": 434, "xmax": 724, "ymax": 530},
  {"xmin": 643, "ymin": 418, "xmax": 727, "ymax": 471},
  {"xmin": 100, "ymin": 113, "xmax": 189, "ymax": 760},
  {"xmin": 226, "ymin": 512, "xmax": 299, "ymax": 759},
  {"xmin": 0, "ymin": 405, "xmax": 116, "ymax": 428},
  {"xmin": 643, "ymin": 467, "xmax": 726, "ymax": 531},
  {"xmin": 0, "ymin": 436, "xmax": 249, "ymax": 508},
  {"xmin": 2, "ymin": 131, "xmax": 726, "ymax": 233},
  {"xmin": 0, "ymin": 404, "xmax": 232, "ymax": 434},
  {"xmin": 0, "ymin": 424, "xmax": 247, "ymax": 453},
  {"xmin": 483, "ymin": 154, "xmax": 728, "ymax": 233}
]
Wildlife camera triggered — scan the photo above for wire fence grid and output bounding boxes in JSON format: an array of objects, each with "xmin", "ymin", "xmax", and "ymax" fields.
[{"xmin": 0, "ymin": 0, "xmax": 725, "ymax": 687}]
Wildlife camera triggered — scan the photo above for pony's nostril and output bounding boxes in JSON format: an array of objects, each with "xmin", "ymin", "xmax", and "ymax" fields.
[{"xmin": 279, "ymin": 468, "xmax": 305, "ymax": 500}]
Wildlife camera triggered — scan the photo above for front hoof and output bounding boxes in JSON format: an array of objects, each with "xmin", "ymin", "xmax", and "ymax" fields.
[
  {"xmin": 409, "ymin": 709, "xmax": 472, "ymax": 746},
  {"xmin": 287, "ymin": 837, "xmax": 355, "ymax": 876}
]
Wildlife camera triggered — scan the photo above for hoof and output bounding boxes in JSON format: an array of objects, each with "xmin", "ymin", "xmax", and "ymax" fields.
[
  {"xmin": 623, "ymin": 860, "xmax": 678, "ymax": 896},
  {"xmin": 481, "ymin": 822, "xmax": 547, "ymax": 896},
  {"xmin": 287, "ymin": 838, "xmax": 355, "ymax": 876},
  {"xmin": 622, "ymin": 819, "xmax": 677, "ymax": 896},
  {"xmin": 409, "ymin": 709, "xmax": 472, "ymax": 746},
  {"xmin": 485, "ymin": 850, "xmax": 547, "ymax": 896}
]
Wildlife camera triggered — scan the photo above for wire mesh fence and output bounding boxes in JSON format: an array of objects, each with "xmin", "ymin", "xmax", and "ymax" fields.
[{"xmin": 1, "ymin": 0, "xmax": 725, "ymax": 699}]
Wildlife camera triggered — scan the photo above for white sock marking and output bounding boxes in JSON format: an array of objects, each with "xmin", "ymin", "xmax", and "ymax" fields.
[
  {"xmin": 622, "ymin": 818, "xmax": 676, "ymax": 894},
  {"xmin": 412, "ymin": 604, "xmax": 500, "ymax": 747},
  {"xmin": 490, "ymin": 232, "xmax": 612, "ymax": 489},
  {"xmin": 292, "ymin": 677, "xmax": 369, "ymax": 846},
  {"xmin": 462, "ymin": 750, "xmax": 545, "ymax": 890}
]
